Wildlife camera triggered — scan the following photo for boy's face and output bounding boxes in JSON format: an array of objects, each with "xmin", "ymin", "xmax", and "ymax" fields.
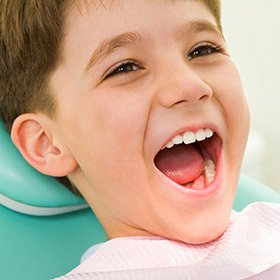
[{"xmin": 50, "ymin": 0, "xmax": 249, "ymax": 243}]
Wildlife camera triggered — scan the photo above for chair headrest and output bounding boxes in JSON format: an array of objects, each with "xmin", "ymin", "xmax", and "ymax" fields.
[{"xmin": 0, "ymin": 120, "xmax": 88, "ymax": 216}]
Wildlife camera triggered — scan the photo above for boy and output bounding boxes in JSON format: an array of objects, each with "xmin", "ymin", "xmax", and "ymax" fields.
[{"xmin": 0, "ymin": 0, "xmax": 279, "ymax": 279}]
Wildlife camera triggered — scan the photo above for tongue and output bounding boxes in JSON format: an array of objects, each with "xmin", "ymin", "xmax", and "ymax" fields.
[{"xmin": 155, "ymin": 144, "xmax": 204, "ymax": 185}]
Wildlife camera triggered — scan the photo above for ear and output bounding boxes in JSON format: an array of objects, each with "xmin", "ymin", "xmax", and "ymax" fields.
[{"xmin": 11, "ymin": 113, "xmax": 77, "ymax": 177}]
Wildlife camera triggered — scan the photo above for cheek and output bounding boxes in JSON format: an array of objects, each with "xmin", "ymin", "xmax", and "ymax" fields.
[
  {"xmin": 96, "ymin": 94, "xmax": 147, "ymax": 156},
  {"xmin": 63, "ymin": 92, "xmax": 148, "ymax": 181},
  {"xmin": 215, "ymin": 63, "xmax": 250, "ymax": 163},
  {"xmin": 214, "ymin": 62, "xmax": 250, "ymax": 136}
]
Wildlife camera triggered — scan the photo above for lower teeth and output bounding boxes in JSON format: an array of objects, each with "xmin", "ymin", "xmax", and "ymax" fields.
[{"xmin": 204, "ymin": 159, "xmax": 216, "ymax": 184}]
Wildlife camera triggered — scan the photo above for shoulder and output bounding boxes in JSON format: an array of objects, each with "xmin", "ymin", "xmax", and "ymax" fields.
[
  {"xmin": 228, "ymin": 202, "xmax": 280, "ymax": 244},
  {"xmin": 235, "ymin": 201, "xmax": 280, "ymax": 221},
  {"xmin": 56, "ymin": 202, "xmax": 280, "ymax": 278}
]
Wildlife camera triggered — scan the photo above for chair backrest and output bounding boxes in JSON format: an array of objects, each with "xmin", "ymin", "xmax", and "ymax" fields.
[
  {"xmin": 1, "ymin": 120, "xmax": 280, "ymax": 280},
  {"xmin": 0, "ymin": 120, "xmax": 106, "ymax": 279}
]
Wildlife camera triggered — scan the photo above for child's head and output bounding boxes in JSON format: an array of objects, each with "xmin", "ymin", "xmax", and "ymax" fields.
[{"xmin": 0, "ymin": 0, "xmax": 250, "ymax": 244}]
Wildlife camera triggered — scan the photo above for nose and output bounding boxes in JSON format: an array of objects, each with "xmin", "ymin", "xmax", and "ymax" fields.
[{"xmin": 155, "ymin": 63, "xmax": 213, "ymax": 108}]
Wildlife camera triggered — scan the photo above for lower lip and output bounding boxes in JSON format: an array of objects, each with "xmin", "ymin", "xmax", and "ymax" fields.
[{"xmin": 155, "ymin": 147, "xmax": 224, "ymax": 199}]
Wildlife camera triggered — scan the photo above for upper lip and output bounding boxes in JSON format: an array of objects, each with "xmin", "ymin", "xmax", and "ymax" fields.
[{"xmin": 153, "ymin": 122, "xmax": 222, "ymax": 159}]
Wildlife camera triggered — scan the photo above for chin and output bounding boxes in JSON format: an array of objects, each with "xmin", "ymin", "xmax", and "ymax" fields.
[
  {"xmin": 171, "ymin": 212, "xmax": 230, "ymax": 245},
  {"xmin": 189, "ymin": 224, "xmax": 228, "ymax": 245}
]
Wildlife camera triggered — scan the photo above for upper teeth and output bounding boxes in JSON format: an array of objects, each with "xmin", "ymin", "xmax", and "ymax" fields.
[{"xmin": 163, "ymin": 128, "xmax": 214, "ymax": 149}]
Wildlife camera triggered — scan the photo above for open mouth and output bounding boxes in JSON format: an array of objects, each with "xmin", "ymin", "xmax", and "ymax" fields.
[{"xmin": 154, "ymin": 128, "xmax": 222, "ymax": 190}]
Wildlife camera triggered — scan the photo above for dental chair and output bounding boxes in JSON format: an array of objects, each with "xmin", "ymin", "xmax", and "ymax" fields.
[{"xmin": 1, "ymin": 120, "xmax": 280, "ymax": 280}]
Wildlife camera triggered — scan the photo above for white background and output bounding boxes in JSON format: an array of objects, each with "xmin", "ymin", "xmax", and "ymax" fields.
[{"xmin": 221, "ymin": 0, "xmax": 280, "ymax": 191}]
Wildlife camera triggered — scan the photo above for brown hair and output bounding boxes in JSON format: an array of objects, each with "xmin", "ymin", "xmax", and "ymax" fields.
[
  {"xmin": 0, "ymin": 0, "xmax": 221, "ymax": 195},
  {"xmin": 200, "ymin": 0, "xmax": 222, "ymax": 31}
]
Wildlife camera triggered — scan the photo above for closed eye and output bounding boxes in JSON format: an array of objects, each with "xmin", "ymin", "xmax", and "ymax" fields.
[
  {"xmin": 103, "ymin": 61, "xmax": 143, "ymax": 79},
  {"xmin": 188, "ymin": 43, "xmax": 223, "ymax": 61}
]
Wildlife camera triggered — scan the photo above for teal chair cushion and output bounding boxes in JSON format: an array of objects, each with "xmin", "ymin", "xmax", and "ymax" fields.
[
  {"xmin": 0, "ymin": 121, "xmax": 88, "ymax": 216},
  {"xmin": 0, "ymin": 120, "xmax": 280, "ymax": 279},
  {"xmin": 234, "ymin": 174, "xmax": 280, "ymax": 210},
  {"xmin": 0, "ymin": 120, "xmax": 107, "ymax": 279},
  {"xmin": 0, "ymin": 205, "xmax": 106, "ymax": 280}
]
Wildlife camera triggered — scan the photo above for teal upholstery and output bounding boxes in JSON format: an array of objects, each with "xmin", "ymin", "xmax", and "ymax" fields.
[
  {"xmin": 233, "ymin": 174, "xmax": 280, "ymax": 210},
  {"xmin": 0, "ymin": 121, "xmax": 88, "ymax": 216},
  {"xmin": 0, "ymin": 120, "xmax": 280, "ymax": 279},
  {"xmin": 0, "ymin": 206, "xmax": 106, "ymax": 280},
  {"xmin": 0, "ymin": 120, "xmax": 106, "ymax": 279}
]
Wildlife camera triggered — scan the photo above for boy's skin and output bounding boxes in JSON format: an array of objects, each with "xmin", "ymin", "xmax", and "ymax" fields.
[{"xmin": 11, "ymin": 0, "xmax": 250, "ymax": 245}]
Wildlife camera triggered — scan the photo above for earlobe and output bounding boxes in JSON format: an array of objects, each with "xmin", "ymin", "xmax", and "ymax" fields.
[{"xmin": 11, "ymin": 114, "xmax": 77, "ymax": 177}]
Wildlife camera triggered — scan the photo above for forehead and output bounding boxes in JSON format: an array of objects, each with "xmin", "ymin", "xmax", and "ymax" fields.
[
  {"xmin": 63, "ymin": 0, "xmax": 217, "ymax": 38},
  {"xmin": 56, "ymin": 0, "xmax": 218, "ymax": 78},
  {"xmin": 70, "ymin": 0, "xmax": 212, "ymax": 11},
  {"xmin": 68, "ymin": 0, "xmax": 218, "ymax": 24}
]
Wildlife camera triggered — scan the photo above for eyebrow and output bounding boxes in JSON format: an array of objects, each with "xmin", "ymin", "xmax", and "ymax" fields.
[
  {"xmin": 84, "ymin": 20, "xmax": 223, "ymax": 74},
  {"xmin": 84, "ymin": 32, "xmax": 142, "ymax": 74},
  {"xmin": 184, "ymin": 19, "xmax": 224, "ymax": 40}
]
